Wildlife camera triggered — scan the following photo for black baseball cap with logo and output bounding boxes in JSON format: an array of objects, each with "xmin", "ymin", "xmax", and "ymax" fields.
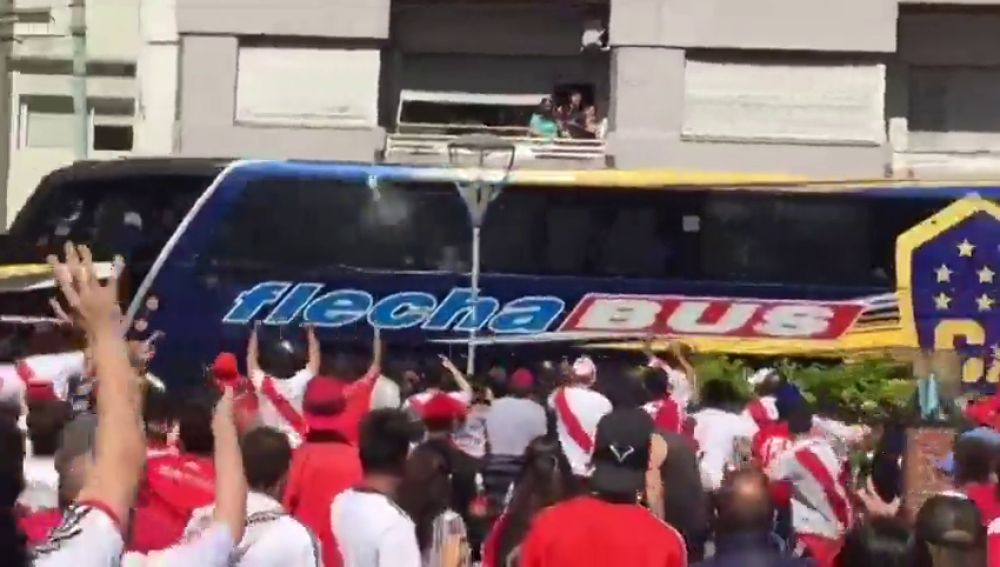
[{"xmin": 591, "ymin": 408, "xmax": 654, "ymax": 496}]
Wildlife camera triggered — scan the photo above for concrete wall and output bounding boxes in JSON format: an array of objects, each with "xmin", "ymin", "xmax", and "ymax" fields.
[
  {"xmin": 605, "ymin": 0, "xmax": 898, "ymax": 177},
  {"xmin": 174, "ymin": 0, "xmax": 389, "ymax": 161},
  {"xmin": 177, "ymin": 36, "xmax": 385, "ymax": 161}
]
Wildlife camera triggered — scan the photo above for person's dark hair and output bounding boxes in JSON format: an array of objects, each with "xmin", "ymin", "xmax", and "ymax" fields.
[
  {"xmin": 0, "ymin": 400, "xmax": 20, "ymax": 428},
  {"xmin": 177, "ymin": 393, "xmax": 217, "ymax": 456},
  {"xmin": 259, "ymin": 331, "xmax": 307, "ymax": 379},
  {"xmin": 915, "ymin": 495, "xmax": 986, "ymax": 567},
  {"xmin": 836, "ymin": 517, "xmax": 915, "ymax": 567},
  {"xmin": 241, "ymin": 427, "xmax": 292, "ymax": 493},
  {"xmin": 786, "ymin": 404, "xmax": 815, "ymax": 436},
  {"xmin": 494, "ymin": 436, "xmax": 578, "ymax": 563},
  {"xmin": 536, "ymin": 97, "xmax": 554, "ymax": 118},
  {"xmin": 142, "ymin": 387, "xmax": 173, "ymax": 445},
  {"xmin": 714, "ymin": 468, "xmax": 773, "ymax": 534},
  {"xmin": 26, "ymin": 399, "xmax": 72, "ymax": 457},
  {"xmin": 953, "ymin": 435, "xmax": 994, "ymax": 486},
  {"xmin": 0, "ymin": 420, "xmax": 28, "ymax": 566},
  {"xmin": 359, "ymin": 409, "xmax": 416, "ymax": 476},
  {"xmin": 396, "ymin": 442, "xmax": 453, "ymax": 552},
  {"xmin": 643, "ymin": 367, "xmax": 670, "ymax": 398},
  {"xmin": 700, "ymin": 379, "xmax": 741, "ymax": 410}
]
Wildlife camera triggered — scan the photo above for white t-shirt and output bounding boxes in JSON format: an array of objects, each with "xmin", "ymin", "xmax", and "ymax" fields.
[
  {"xmin": 122, "ymin": 522, "xmax": 236, "ymax": 567},
  {"xmin": 485, "ymin": 397, "xmax": 547, "ymax": 457},
  {"xmin": 547, "ymin": 386, "xmax": 613, "ymax": 477},
  {"xmin": 332, "ymin": 488, "xmax": 422, "ymax": 567},
  {"xmin": 32, "ymin": 502, "xmax": 124, "ymax": 567},
  {"xmin": 249, "ymin": 367, "xmax": 315, "ymax": 446},
  {"xmin": 185, "ymin": 491, "xmax": 319, "ymax": 567},
  {"xmin": 19, "ymin": 455, "xmax": 59, "ymax": 510},
  {"xmin": 370, "ymin": 375, "xmax": 402, "ymax": 410},
  {"xmin": 691, "ymin": 407, "xmax": 759, "ymax": 490}
]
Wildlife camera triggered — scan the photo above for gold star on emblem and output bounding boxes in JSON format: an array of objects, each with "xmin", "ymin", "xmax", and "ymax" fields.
[
  {"xmin": 934, "ymin": 292, "xmax": 952, "ymax": 310},
  {"xmin": 979, "ymin": 266, "xmax": 996, "ymax": 284},
  {"xmin": 958, "ymin": 239, "xmax": 976, "ymax": 257},
  {"xmin": 935, "ymin": 264, "xmax": 953, "ymax": 283},
  {"xmin": 978, "ymin": 293, "xmax": 996, "ymax": 312}
]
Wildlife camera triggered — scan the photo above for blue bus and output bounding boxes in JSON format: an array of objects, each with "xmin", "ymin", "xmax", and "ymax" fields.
[{"xmin": 109, "ymin": 159, "xmax": 1000, "ymax": 389}]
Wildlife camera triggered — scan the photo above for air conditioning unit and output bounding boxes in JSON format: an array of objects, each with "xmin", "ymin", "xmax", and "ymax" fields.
[{"xmin": 582, "ymin": 19, "xmax": 608, "ymax": 52}]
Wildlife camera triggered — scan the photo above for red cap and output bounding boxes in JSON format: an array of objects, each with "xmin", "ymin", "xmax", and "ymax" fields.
[
  {"xmin": 421, "ymin": 393, "xmax": 468, "ymax": 425},
  {"xmin": 212, "ymin": 353, "xmax": 240, "ymax": 384},
  {"xmin": 302, "ymin": 377, "xmax": 350, "ymax": 432},
  {"xmin": 510, "ymin": 368, "xmax": 535, "ymax": 390}
]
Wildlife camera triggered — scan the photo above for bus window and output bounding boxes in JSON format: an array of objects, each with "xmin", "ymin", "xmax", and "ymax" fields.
[
  {"xmin": 701, "ymin": 193, "xmax": 874, "ymax": 286},
  {"xmin": 10, "ymin": 174, "xmax": 205, "ymax": 265},
  {"xmin": 208, "ymin": 178, "xmax": 469, "ymax": 273}
]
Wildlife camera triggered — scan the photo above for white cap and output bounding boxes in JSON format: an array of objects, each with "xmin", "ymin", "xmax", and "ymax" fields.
[
  {"xmin": 572, "ymin": 355, "xmax": 597, "ymax": 382},
  {"xmin": 747, "ymin": 367, "xmax": 777, "ymax": 387}
]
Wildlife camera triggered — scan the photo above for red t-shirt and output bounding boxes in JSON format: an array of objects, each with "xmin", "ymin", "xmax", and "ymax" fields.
[
  {"xmin": 284, "ymin": 441, "xmax": 363, "ymax": 567},
  {"xmin": 19, "ymin": 508, "xmax": 63, "ymax": 546},
  {"xmin": 520, "ymin": 496, "xmax": 687, "ymax": 567},
  {"xmin": 964, "ymin": 482, "xmax": 1000, "ymax": 526},
  {"xmin": 129, "ymin": 452, "xmax": 216, "ymax": 552}
]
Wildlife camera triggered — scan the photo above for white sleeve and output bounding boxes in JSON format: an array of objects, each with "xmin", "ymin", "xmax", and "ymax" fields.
[
  {"xmin": 771, "ymin": 449, "xmax": 797, "ymax": 482},
  {"xmin": 449, "ymin": 391, "xmax": 473, "ymax": 406},
  {"xmin": 32, "ymin": 503, "xmax": 124, "ymax": 567},
  {"xmin": 665, "ymin": 367, "xmax": 694, "ymax": 409},
  {"xmin": 285, "ymin": 368, "xmax": 316, "ymax": 399},
  {"xmin": 143, "ymin": 523, "xmax": 236, "ymax": 567},
  {"xmin": 377, "ymin": 521, "xmax": 422, "ymax": 567},
  {"xmin": 249, "ymin": 367, "xmax": 266, "ymax": 389}
]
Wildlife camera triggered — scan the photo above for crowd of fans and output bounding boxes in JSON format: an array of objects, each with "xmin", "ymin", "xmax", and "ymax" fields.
[{"xmin": 3, "ymin": 244, "xmax": 1000, "ymax": 566}]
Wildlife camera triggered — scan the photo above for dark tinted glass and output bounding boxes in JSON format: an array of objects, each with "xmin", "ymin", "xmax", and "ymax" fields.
[
  {"xmin": 208, "ymin": 177, "xmax": 470, "ymax": 272},
  {"xmin": 481, "ymin": 187, "xmax": 944, "ymax": 287},
  {"xmin": 12, "ymin": 174, "xmax": 206, "ymax": 263}
]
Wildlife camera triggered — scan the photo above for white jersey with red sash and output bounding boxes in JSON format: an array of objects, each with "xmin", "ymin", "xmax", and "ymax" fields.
[
  {"xmin": 642, "ymin": 396, "xmax": 685, "ymax": 434},
  {"xmin": 4, "ymin": 351, "xmax": 86, "ymax": 403},
  {"xmin": 250, "ymin": 368, "xmax": 315, "ymax": 447},
  {"xmin": 403, "ymin": 390, "xmax": 472, "ymax": 418},
  {"xmin": 743, "ymin": 396, "xmax": 779, "ymax": 428},
  {"xmin": 774, "ymin": 436, "xmax": 853, "ymax": 540},
  {"xmin": 547, "ymin": 386, "xmax": 612, "ymax": 477}
]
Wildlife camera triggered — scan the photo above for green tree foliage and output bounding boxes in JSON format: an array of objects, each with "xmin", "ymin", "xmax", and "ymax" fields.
[{"xmin": 692, "ymin": 355, "xmax": 916, "ymax": 423}]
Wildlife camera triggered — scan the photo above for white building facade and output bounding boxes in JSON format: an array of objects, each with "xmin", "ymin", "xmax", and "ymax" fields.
[{"xmin": 4, "ymin": 1, "xmax": 1000, "ymax": 225}]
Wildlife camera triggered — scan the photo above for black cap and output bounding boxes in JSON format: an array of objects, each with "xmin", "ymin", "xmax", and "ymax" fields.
[
  {"xmin": 916, "ymin": 494, "xmax": 985, "ymax": 549},
  {"xmin": 591, "ymin": 409, "xmax": 654, "ymax": 496}
]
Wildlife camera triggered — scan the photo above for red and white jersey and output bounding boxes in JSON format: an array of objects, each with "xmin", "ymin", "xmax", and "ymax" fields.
[
  {"xmin": 753, "ymin": 422, "xmax": 794, "ymax": 478},
  {"xmin": 0, "ymin": 350, "xmax": 86, "ymax": 403},
  {"xmin": 642, "ymin": 396, "xmax": 685, "ymax": 435},
  {"xmin": 186, "ymin": 491, "xmax": 320, "ymax": 567},
  {"xmin": 122, "ymin": 522, "xmax": 236, "ymax": 567},
  {"xmin": 988, "ymin": 517, "xmax": 1000, "ymax": 567},
  {"xmin": 547, "ymin": 386, "xmax": 613, "ymax": 477},
  {"xmin": 249, "ymin": 368, "xmax": 316, "ymax": 447},
  {"xmin": 32, "ymin": 501, "xmax": 125, "ymax": 567},
  {"xmin": 812, "ymin": 416, "xmax": 868, "ymax": 455},
  {"xmin": 647, "ymin": 358, "xmax": 694, "ymax": 409},
  {"xmin": 773, "ymin": 436, "xmax": 853, "ymax": 539},
  {"xmin": 743, "ymin": 396, "xmax": 780, "ymax": 427}
]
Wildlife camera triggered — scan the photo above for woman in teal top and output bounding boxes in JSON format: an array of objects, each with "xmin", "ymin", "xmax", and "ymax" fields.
[{"xmin": 529, "ymin": 97, "xmax": 561, "ymax": 139}]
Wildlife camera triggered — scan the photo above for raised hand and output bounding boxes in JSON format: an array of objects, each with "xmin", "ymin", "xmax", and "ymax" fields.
[{"xmin": 47, "ymin": 243, "xmax": 121, "ymax": 337}]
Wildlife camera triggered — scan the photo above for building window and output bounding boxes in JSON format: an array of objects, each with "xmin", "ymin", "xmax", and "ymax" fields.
[
  {"xmin": 93, "ymin": 125, "xmax": 133, "ymax": 151},
  {"xmin": 22, "ymin": 96, "xmax": 74, "ymax": 148},
  {"xmin": 682, "ymin": 56, "xmax": 887, "ymax": 145},
  {"xmin": 908, "ymin": 66, "xmax": 1000, "ymax": 152},
  {"xmin": 235, "ymin": 44, "xmax": 380, "ymax": 128}
]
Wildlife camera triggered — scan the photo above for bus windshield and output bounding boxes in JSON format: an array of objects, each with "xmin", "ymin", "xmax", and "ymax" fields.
[{"xmin": 6, "ymin": 171, "xmax": 211, "ymax": 264}]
